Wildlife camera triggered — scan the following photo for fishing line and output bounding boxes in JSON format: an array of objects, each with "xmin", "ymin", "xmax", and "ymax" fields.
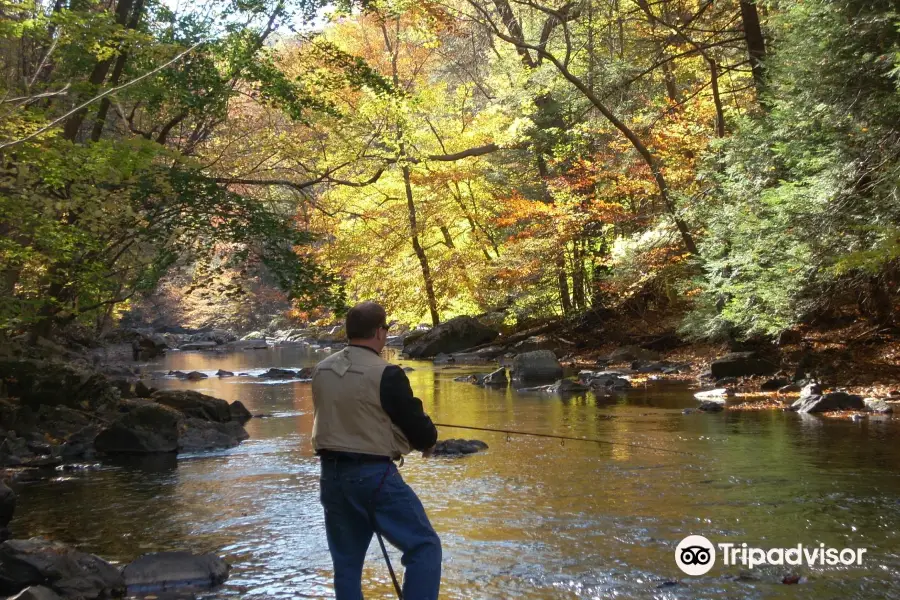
[
  {"xmin": 433, "ymin": 423, "xmax": 696, "ymax": 456},
  {"xmin": 373, "ymin": 423, "xmax": 693, "ymax": 598}
]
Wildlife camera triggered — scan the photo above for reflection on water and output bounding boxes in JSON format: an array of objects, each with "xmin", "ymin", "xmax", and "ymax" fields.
[{"xmin": 11, "ymin": 346, "xmax": 900, "ymax": 599}]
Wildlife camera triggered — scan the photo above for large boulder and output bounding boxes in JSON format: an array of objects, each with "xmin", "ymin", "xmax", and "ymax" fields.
[
  {"xmin": 0, "ymin": 360, "xmax": 119, "ymax": 411},
  {"xmin": 512, "ymin": 335, "xmax": 558, "ymax": 353},
  {"xmin": 710, "ymin": 352, "xmax": 777, "ymax": 378},
  {"xmin": 130, "ymin": 332, "xmax": 168, "ymax": 360},
  {"xmin": 94, "ymin": 402, "xmax": 181, "ymax": 453},
  {"xmin": 229, "ymin": 401, "xmax": 252, "ymax": 423},
  {"xmin": 511, "ymin": 350, "xmax": 563, "ymax": 382},
  {"xmin": 0, "ymin": 538, "xmax": 125, "ymax": 598},
  {"xmin": 60, "ymin": 425, "xmax": 101, "ymax": 460},
  {"xmin": 791, "ymin": 392, "xmax": 866, "ymax": 413},
  {"xmin": 403, "ymin": 316, "xmax": 498, "ymax": 359},
  {"xmin": 151, "ymin": 390, "xmax": 231, "ymax": 423},
  {"xmin": 178, "ymin": 419, "xmax": 248, "ymax": 452},
  {"xmin": 123, "ymin": 551, "xmax": 229, "ymax": 593}
]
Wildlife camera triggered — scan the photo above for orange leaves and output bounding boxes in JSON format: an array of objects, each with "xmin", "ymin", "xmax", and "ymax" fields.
[
  {"xmin": 585, "ymin": 199, "xmax": 628, "ymax": 223},
  {"xmin": 493, "ymin": 192, "xmax": 556, "ymax": 228}
]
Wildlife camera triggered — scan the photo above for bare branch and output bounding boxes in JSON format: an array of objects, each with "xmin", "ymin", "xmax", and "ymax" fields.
[
  {"xmin": 2, "ymin": 84, "xmax": 70, "ymax": 105},
  {"xmin": 0, "ymin": 41, "xmax": 205, "ymax": 151}
]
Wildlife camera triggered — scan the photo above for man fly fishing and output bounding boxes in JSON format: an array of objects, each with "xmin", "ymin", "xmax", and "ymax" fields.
[{"xmin": 312, "ymin": 301, "xmax": 441, "ymax": 600}]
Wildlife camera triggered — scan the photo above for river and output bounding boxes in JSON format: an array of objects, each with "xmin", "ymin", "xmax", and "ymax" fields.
[{"xmin": 10, "ymin": 346, "xmax": 900, "ymax": 599}]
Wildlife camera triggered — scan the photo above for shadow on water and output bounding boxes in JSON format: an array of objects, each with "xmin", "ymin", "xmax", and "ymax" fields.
[{"xmin": 9, "ymin": 346, "xmax": 900, "ymax": 599}]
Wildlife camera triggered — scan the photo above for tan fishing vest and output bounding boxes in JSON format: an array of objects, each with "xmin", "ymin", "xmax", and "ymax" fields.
[{"xmin": 311, "ymin": 345, "xmax": 412, "ymax": 459}]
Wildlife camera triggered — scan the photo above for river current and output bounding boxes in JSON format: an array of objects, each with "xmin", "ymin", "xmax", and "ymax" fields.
[{"xmin": 10, "ymin": 346, "xmax": 900, "ymax": 599}]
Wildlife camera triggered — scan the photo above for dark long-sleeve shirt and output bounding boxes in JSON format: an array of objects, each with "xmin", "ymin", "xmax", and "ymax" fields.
[{"xmin": 379, "ymin": 365, "xmax": 437, "ymax": 451}]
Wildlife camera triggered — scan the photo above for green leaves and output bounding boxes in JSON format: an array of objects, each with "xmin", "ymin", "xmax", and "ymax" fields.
[{"xmin": 686, "ymin": 0, "xmax": 900, "ymax": 339}]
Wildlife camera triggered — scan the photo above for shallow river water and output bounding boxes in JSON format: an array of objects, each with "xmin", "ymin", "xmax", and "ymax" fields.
[{"xmin": 10, "ymin": 346, "xmax": 900, "ymax": 599}]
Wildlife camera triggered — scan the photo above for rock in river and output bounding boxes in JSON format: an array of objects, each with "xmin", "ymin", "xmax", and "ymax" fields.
[
  {"xmin": 698, "ymin": 401, "xmax": 725, "ymax": 412},
  {"xmin": 123, "ymin": 551, "xmax": 229, "ymax": 593},
  {"xmin": 694, "ymin": 388, "xmax": 734, "ymax": 401},
  {"xmin": 95, "ymin": 391, "xmax": 251, "ymax": 454},
  {"xmin": 179, "ymin": 419, "xmax": 249, "ymax": 452},
  {"xmin": 178, "ymin": 341, "xmax": 219, "ymax": 352},
  {"xmin": 229, "ymin": 400, "xmax": 252, "ymax": 423},
  {"xmin": 545, "ymin": 379, "xmax": 589, "ymax": 394},
  {"xmin": 258, "ymin": 368, "xmax": 312, "ymax": 379},
  {"xmin": 0, "ymin": 537, "xmax": 125, "ymax": 598},
  {"xmin": 580, "ymin": 371, "xmax": 631, "ymax": 390},
  {"xmin": 790, "ymin": 392, "xmax": 866, "ymax": 413},
  {"xmin": 94, "ymin": 402, "xmax": 181, "ymax": 453},
  {"xmin": 481, "ymin": 367, "xmax": 508, "ymax": 386},
  {"xmin": 123, "ymin": 551, "xmax": 229, "ymax": 594},
  {"xmin": 864, "ymin": 398, "xmax": 893, "ymax": 414},
  {"xmin": 152, "ymin": 390, "xmax": 232, "ymax": 423},
  {"xmin": 431, "ymin": 439, "xmax": 488, "ymax": 456},
  {"xmin": 511, "ymin": 350, "xmax": 563, "ymax": 382}
]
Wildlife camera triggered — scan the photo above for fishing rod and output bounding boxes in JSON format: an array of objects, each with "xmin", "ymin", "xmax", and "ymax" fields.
[{"xmin": 433, "ymin": 423, "xmax": 696, "ymax": 456}]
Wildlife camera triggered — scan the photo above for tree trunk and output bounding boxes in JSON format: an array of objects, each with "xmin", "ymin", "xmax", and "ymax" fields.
[
  {"xmin": 709, "ymin": 59, "xmax": 725, "ymax": 137},
  {"xmin": 440, "ymin": 225, "xmax": 455, "ymax": 249},
  {"xmin": 662, "ymin": 60, "xmax": 679, "ymax": 103},
  {"xmin": 557, "ymin": 253, "xmax": 572, "ymax": 315},
  {"xmin": 63, "ymin": 0, "xmax": 135, "ymax": 141},
  {"xmin": 739, "ymin": 1, "xmax": 766, "ymax": 95},
  {"xmin": 402, "ymin": 165, "xmax": 440, "ymax": 326},
  {"xmin": 90, "ymin": 0, "xmax": 146, "ymax": 142},
  {"xmin": 572, "ymin": 240, "xmax": 586, "ymax": 310}
]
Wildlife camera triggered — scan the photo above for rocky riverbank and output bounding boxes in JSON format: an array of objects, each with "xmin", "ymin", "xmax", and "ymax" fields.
[
  {"xmin": 0, "ymin": 335, "xmax": 254, "ymax": 598},
  {"xmin": 0, "ymin": 356, "xmax": 252, "ymax": 469},
  {"xmin": 409, "ymin": 316, "xmax": 900, "ymax": 420},
  {"xmin": 0, "ymin": 539, "xmax": 229, "ymax": 599}
]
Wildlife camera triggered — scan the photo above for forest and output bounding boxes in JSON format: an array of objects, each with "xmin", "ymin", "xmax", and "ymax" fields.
[{"xmin": 1, "ymin": 0, "xmax": 898, "ymax": 343}]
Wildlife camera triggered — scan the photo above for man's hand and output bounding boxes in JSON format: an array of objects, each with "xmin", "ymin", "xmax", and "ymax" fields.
[{"xmin": 422, "ymin": 445, "xmax": 435, "ymax": 459}]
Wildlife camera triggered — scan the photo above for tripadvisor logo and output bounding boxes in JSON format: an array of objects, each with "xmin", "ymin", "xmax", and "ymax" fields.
[
  {"xmin": 675, "ymin": 535, "xmax": 716, "ymax": 575},
  {"xmin": 675, "ymin": 535, "xmax": 868, "ymax": 576}
]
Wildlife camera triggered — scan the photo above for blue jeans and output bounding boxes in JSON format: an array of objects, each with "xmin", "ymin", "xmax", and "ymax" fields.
[{"xmin": 320, "ymin": 458, "xmax": 442, "ymax": 600}]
